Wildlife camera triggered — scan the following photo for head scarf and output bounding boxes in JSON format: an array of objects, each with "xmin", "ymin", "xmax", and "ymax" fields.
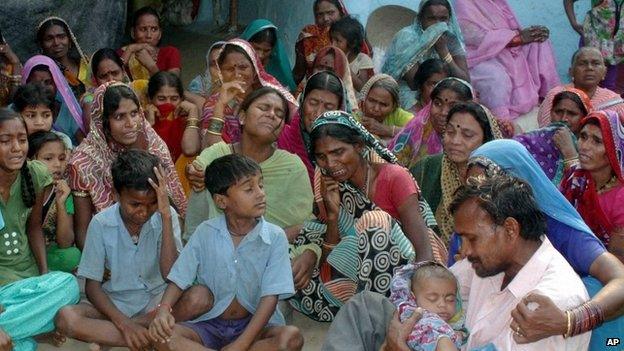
[
  {"xmin": 382, "ymin": 0, "xmax": 465, "ymax": 109},
  {"xmin": 209, "ymin": 38, "xmax": 298, "ymax": 143},
  {"xmin": 37, "ymin": 17, "xmax": 89, "ymax": 64},
  {"xmin": 241, "ymin": 19, "xmax": 297, "ymax": 91},
  {"xmin": 21, "ymin": 55, "xmax": 85, "ymax": 134},
  {"xmin": 359, "ymin": 73, "xmax": 400, "ymax": 106},
  {"xmin": 470, "ymin": 139, "xmax": 593, "ymax": 237},
  {"xmin": 388, "ymin": 77, "xmax": 474, "ymax": 168},
  {"xmin": 559, "ymin": 87, "xmax": 594, "ymax": 115},
  {"xmin": 311, "ymin": 46, "xmax": 358, "ymax": 110},
  {"xmin": 187, "ymin": 41, "xmax": 226, "ymax": 96},
  {"xmin": 68, "ymin": 81, "xmax": 187, "ymax": 215},
  {"xmin": 437, "ymin": 103, "xmax": 503, "ymax": 242},
  {"xmin": 561, "ymin": 111, "xmax": 624, "ymax": 242}
]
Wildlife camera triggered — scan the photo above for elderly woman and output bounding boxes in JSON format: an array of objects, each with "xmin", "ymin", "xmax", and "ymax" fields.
[
  {"xmin": 185, "ymin": 86, "xmax": 313, "ymax": 242},
  {"xmin": 289, "ymin": 110, "xmax": 443, "ymax": 322},
  {"xmin": 411, "ymin": 101, "xmax": 503, "ymax": 244},
  {"xmin": 357, "ymin": 74, "xmax": 413, "ymax": 141},
  {"xmin": 465, "ymin": 139, "xmax": 624, "ymax": 351},
  {"xmin": 538, "ymin": 47, "xmax": 624, "ymax": 127},
  {"xmin": 383, "ymin": 0, "xmax": 469, "ymax": 110}
]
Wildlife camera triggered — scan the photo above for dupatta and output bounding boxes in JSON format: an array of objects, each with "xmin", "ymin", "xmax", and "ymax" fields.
[
  {"xmin": 21, "ymin": 55, "xmax": 86, "ymax": 136},
  {"xmin": 188, "ymin": 41, "xmax": 226, "ymax": 96},
  {"xmin": 241, "ymin": 19, "xmax": 297, "ymax": 91},
  {"xmin": 68, "ymin": 82, "xmax": 187, "ymax": 215},
  {"xmin": 561, "ymin": 110, "xmax": 624, "ymax": 243}
]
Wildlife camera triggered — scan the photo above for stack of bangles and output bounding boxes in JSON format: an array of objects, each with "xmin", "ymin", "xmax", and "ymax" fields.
[
  {"xmin": 322, "ymin": 241, "xmax": 337, "ymax": 251},
  {"xmin": 186, "ymin": 117, "xmax": 200, "ymax": 130},
  {"xmin": 5, "ymin": 74, "xmax": 21, "ymax": 86},
  {"xmin": 443, "ymin": 53, "xmax": 453, "ymax": 64},
  {"xmin": 563, "ymin": 156, "xmax": 579, "ymax": 169},
  {"xmin": 205, "ymin": 117, "xmax": 225, "ymax": 136},
  {"xmin": 564, "ymin": 302, "xmax": 605, "ymax": 338}
]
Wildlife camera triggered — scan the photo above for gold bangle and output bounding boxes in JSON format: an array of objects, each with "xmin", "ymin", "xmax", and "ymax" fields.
[
  {"xmin": 322, "ymin": 241, "xmax": 337, "ymax": 250},
  {"xmin": 443, "ymin": 53, "xmax": 453, "ymax": 64},
  {"xmin": 564, "ymin": 310, "xmax": 572, "ymax": 338},
  {"xmin": 205, "ymin": 129, "xmax": 221, "ymax": 136},
  {"xmin": 186, "ymin": 125, "xmax": 199, "ymax": 130}
]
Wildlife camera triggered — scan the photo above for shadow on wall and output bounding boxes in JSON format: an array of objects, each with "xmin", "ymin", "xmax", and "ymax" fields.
[{"xmin": 0, "ymin": 0, "xmax": 127, "ymax": 62}]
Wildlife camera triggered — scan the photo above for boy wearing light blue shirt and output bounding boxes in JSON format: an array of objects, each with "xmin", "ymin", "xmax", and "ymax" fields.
[{"xmin": 149, "ymin": 154, "xmax": 302, "ymax": 351}]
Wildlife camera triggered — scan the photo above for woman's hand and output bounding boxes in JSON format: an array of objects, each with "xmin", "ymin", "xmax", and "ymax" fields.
[
  {"xmin": 0, "ymin": 43, "xmax": 21, "ymax": 68},
  {"xmin": 54, "ymin": 179, "xmax": 71, "ymax": 205},
  {"xmin": 320, "ymin": 175, "xmax": 341, "ymax": 221},
  {"xmin": 361, "ymin": 116, "xmax": 393, "ymax": 138},
  {"xmin": 217, "ymin": 81, "xmax": 246, "ymax": 106},
  {"xmin": 510, "ymin": 293, "xmax": 567, "ymax": 343},
  {"xmin": 520, "ymin": 26, "xmax": 549, "ymax": 44},
  {"xmin": 136, "ymin": 47, "xmax": 157, "ymax": 72},
  {"xmin": 145, "ymin": 104, "xmax": 159, "ymax": 126},
  {"xmin": 176, "ymin": 100, "xmax": 198, "ymax": 118},
  {"xmin": 148, "ymin": 166, "xmax": 172, "ymax": 219},
  {"xmin": 434, "ymin": 33, "xmax": 450, "ymax": 58},
  {"xmin": 553, "ymin": 127, "xmax": 577, "ymax": 160},
  {"xmin": 291, "ymin": 250, "xmax": 317, "ymax": 290},
  {"xmin": 186, "ymin": 161, "xmax": 206, "ymax": 192}
]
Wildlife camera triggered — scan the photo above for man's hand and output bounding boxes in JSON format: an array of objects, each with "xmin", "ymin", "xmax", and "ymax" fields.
[
  {"xmin": 510, "ymin": 293, "xmax": 566, "ymax": 343},
  {"xmin": 383, "ymin": 308, "xmax": 423, "ymax": 351}
]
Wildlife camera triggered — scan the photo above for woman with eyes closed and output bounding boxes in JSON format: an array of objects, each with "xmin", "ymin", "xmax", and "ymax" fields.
[
  {"xmin": 357, "ymin": 74, "xmax": 413, "ymax": 142},
  {"xmin": 68, "ymin": 82, "xmax": 186, "ymax": 250},
  {"xmin": 411, "ymin": 101, "xmax": 503, "ymax": 245},
  {"xmin": 277, "ymin": 71, "xmax": 350, "ymax": 182},
  {"xmin": 185, "ymin": 87, "xmax": 313, "ymax": 242},
  {"xmin": 288, "ymin": 110, "xmax": 443, "ymax": 322},
  {"xmin": 202, "ymin": 39, "xmax": 297, "ymax": 148}
]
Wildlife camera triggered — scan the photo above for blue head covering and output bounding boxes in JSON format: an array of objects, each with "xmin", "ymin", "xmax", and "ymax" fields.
[
  {"xmin": 470, "ymin": 139, "xmax": 593, "ymax": 236},
  {"xmin": 187, "ymin": 41, "xmax": 226, "ymax": 96},
  {"xmin": 382, "ymin": 0, "xmax": 465, "ymax": 110},
  {"xmin": 241, "ymin": 19, "xmax": 297, "ymax": 91}
]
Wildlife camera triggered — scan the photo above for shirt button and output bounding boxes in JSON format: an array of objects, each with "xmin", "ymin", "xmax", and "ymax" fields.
[{"xmin": 234, "ymin": 259, "xmax": 238, "ymax": 264}]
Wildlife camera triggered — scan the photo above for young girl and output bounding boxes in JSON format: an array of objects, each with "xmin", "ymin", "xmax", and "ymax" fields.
[
  {"xmin": 0, "ymin": 108, "xmax": 78, "ymax": 349},
  {"xmin": 388, "ymin": 262, "xmax": 467, "ymax": 351},
  {"xmin": 28, "ymin": 131, "xmax": 80, "ymax": 272},
  {"xmin": 330, "ymin": 16, "xmax": 374, "ymax": 92}
]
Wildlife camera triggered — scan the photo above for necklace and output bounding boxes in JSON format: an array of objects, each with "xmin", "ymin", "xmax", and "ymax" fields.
[
  {"xmin": 229, "ymin": 229, "xmax": 247, "ymax": 237},
  {"xmin": 597, "ymin": 175, "xmax": 618, "ymax": 194}
]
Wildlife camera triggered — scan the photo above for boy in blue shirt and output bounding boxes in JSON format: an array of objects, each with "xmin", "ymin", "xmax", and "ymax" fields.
[
  {"xmin": 55, "ymin": 150, "xmax": 212, "ymax": 349},
  {"xmin": 149, "ymin": 154, "xmax": 302, "ymax": 351}
]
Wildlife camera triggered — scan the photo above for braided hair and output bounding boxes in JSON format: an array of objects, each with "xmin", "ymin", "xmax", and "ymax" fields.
[{"xmin": 0, "ymin": 108, "xmax": 36, "ymax": 207}]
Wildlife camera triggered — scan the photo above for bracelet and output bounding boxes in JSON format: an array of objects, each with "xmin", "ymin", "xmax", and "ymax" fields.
[
  {"xmin": 322, "ymin": 241, "xmax": 337, "ymax": 250},
  {"xmin": 186, "ymin": 118, "xmax": 200, "ymax": 128},
  {"xmin": 443, "ymin": 53, "xmax": 453, "ymax": 64},
  {"xmin": 186, "ymin": 125, "xmax": 199, "ymax": 130},
  {"xmin": 563, "ymin": 157, "xmax": 579, "ymax": 168},
  {"xmin": 569, "ymin": 302, "xmax": 605, "ymax": 337},
  {"xmin": 564, "ymin": 310, "xmax": 572, "ymax": 338},
  {"xmin": 509, "ymin": 35, "xmax": 523, "ymax": 47},
  {"xmin": 205, "ymin": 129, "xmax": 221, "ymax": 136}
]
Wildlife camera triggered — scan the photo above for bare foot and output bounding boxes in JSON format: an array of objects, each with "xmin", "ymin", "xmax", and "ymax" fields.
[{"xmin": 35, "ymin": 331, "xmax": 67, "ymax": 347}]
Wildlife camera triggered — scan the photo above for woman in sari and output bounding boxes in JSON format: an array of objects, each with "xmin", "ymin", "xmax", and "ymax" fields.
[
  {"xmin": 21, "ymin": 55, "xmax": 85, "ymax": 145},
  {"xmin": 382, "ymin": 0, "xmax": 469, "ymax": 110},
  {"xmin": 514, "ymin": 87, "xmax": 592, "ymax": 184},
  {"xmin": 389, "ymin": 77, "xmax": 474, "ymax": 169},
  {"xmin": 411, "ymin": 101, "xmax": 503, "ymax": 244},
  {"xmin": 187, "ymin": 41, "xmax": 225, "ymax": 97},
  {"xmin": 119, "ymin": 6, "xmax": 181, "ymax": 80},
  {"xmin": 561, "ymin": 110, "xmax": 624, "ymax": 261},
  {"xmin": 455, "ymin": 0, "xmax": 560, "ymax": 120},
  {"xmin": 292, "ymin": 0, "xmax": 371, "ymax": 84},
  {"xmin": 289, "ymin": 110, "xmax": 443, "ymax": 322},
  {"xmin": 68, "ymin": 82, "xmax": 186, "ymax": 249},
  {"xmin": 36, "ymin": 17, "xmax": 91, "ymax": 100},
  {"xmin": 241, "ymin": 19, "xmax": 297, "ymax": 91},
  {"xmin": 202, "ymin": 39, "xmax": 297, "ymax": 147},
  {"xmin": 278, "ymin": 71, "xmax": 350, "ymax": 181},
  {"xmin": 539, "ymin": 47, "xmax": 624, "ymax": 127},
  {"xmin": 465, "ymin": 139, "xmax": 624, "ymax": 351},
  {"xmin": 185, "ymin": 86, "xmax": 313, "ymax": 241},
  {"xmin": 411, "ymin": 58, "xmax": 450, "ymax": 113},
  {"xmin": 356, "ymin": 74, "xmax": 413, "ymax": 142}
]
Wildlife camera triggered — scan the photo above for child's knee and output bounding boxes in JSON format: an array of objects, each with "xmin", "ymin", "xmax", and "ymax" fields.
[
  {"xmin": 182, "ymin": 285, "xmax": 214, "ymax": 314},
  {"xmin": 54, "ymin": 305, "xmax": 79, "ymax": 335},
  {"xmin": 277, "ymin": 325, "xmax": 304, "ymax": 351}
]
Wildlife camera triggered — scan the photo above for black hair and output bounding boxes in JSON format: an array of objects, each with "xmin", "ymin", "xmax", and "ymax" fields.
[
  {"xmin": 102, "ymin": 85, "xmax": 140, "ymax": 139},
  {"xmin": 249, "ymin": 28, "xmax": 277, "ymax": 47},
  {"xmin": 91, "ymin": 48, "xmax": 124, "ymax": 78},
  {"xmin": 239, "ymin": 86, "xmax": 291, "ymax": 123},
  {"xmin": 412, "ymin": 58, "xmax": 450, "ymax": 92},
  {"xmin": 309, "ymin": 122, "xmax": 364, "ymax": 158},
  {"xmin": 132, "ymin": 6, "xmax": 161, "ymax": 28},
  {"xmin": 330, "ymin": 16, "xmax": 365, "ymax": 56},
  {"xmin": 446, "ymin": 102, "xmax": 495, "ymax": 143},
  {"xmin": 148, "ymin": 71, "xmax": 184, "ymax": 100},
  {"xmin": 12, "ymin": 83, "xmax": 55, "ymax": 113},
  {"xmin": 552, "ymin": 91, "xmax": 589, "ymax": 116},
  {"xmin": 0, "ymin": 108, "xmax": 35, "ymax": 207},
  {"xmin": 27, "ymin": 131, "xmax": 64, "ymax": 159},
  {"xmin": 411, "ymin": 261, "xmax": 458, "ymax": 292},
  {"xmin": 204, "ymin": 154, "xmax": 262, "ymax": 195},
  {"xmin": 36, "ymin": 18, "xmax": 81, "ymax": 64},
  {"xmin": 430, "ymin": 78, "xmax": 473, "ymax": 101},
  {"xmin": 449, "ymin": 174, "xmax": 545, "ymax": 241},
  {"xmin": 218, "ymin": 43, "xmax": 252, "ymax": 66},
  {"xmin": 418, "ymin": 0, "xmax": 452, "ymax": 21},
  {"xmin": 111, "ymin": 149, "xmax": 160, "ymax": 193},
  {"xmin": 313, "ymin": 0, "xmax": 346, "ymax": 16},
  {"xmin": 30, "ymin": 64, "xmax": 52, "ymax": 76},
  {"xmin": 304, "ymin": 71, "xmax": 344, "ymax": 108}
]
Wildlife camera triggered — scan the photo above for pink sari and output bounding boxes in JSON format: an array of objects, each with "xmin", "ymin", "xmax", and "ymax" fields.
[{"xmin": 455, "ymin": 0, "xmax": 560, "ymax": 120}]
